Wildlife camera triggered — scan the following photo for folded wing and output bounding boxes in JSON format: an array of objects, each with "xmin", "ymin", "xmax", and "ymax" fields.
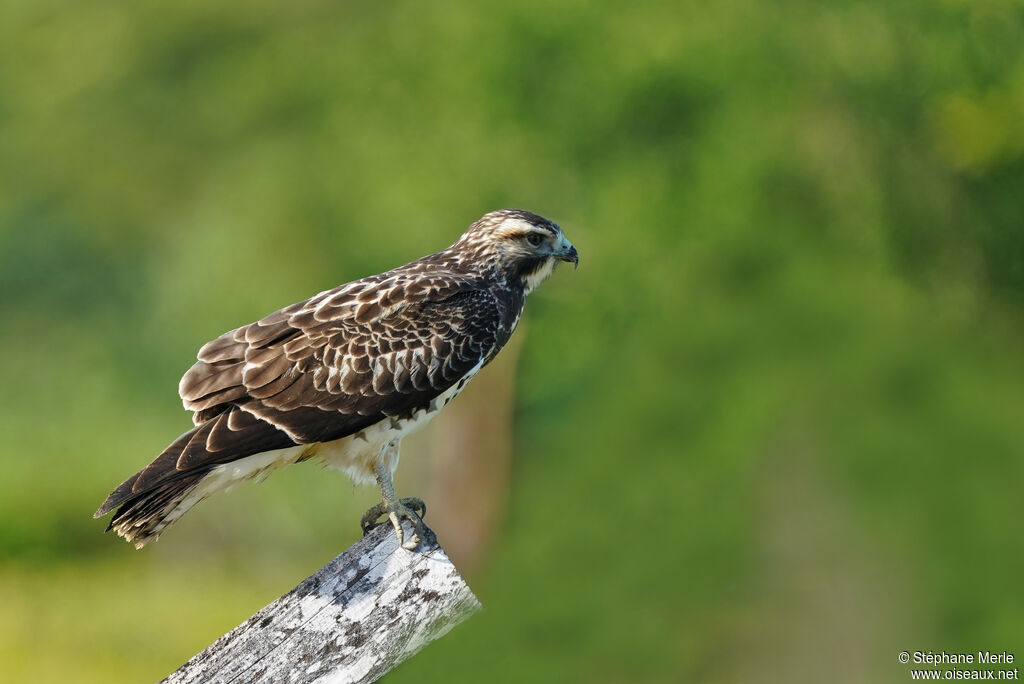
[{"xmin": 98, "ymin": 272, "xmax": 501, "ymax": 518}]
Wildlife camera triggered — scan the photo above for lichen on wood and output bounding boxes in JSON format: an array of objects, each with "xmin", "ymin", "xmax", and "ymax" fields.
[{"xmin": 162, "ymin": 522, "xmax": 481, "ymax": 684}]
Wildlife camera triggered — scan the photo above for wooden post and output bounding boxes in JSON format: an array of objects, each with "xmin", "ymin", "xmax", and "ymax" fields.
[{"xmin": 161, "ymin": 521, "xmax": 481, "ymax": 684}]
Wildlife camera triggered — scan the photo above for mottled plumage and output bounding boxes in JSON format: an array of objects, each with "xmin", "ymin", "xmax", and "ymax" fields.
[{"xmin": 95, "ymin": 209, "xmax": 577, "ymax": 548}]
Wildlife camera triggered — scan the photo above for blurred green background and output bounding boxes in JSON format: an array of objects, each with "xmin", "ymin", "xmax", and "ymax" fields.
[{"xmin": 2, "ymin": 0, "xmax": 1023, "ymax": 682}]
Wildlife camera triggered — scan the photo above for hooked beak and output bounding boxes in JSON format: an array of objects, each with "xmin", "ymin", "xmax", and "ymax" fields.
[{"xmin": 556, "ymin": 241, "xmax": 579, "ymax": 269}]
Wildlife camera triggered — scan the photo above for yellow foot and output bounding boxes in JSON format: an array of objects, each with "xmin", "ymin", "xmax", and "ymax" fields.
[{"xmin": 360, "ymin": 497, "xmax": 427, "ymax": 550}]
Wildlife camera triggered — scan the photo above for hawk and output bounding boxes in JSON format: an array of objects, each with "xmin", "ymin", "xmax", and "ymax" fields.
[{"xmin": 95, "ymin": 209, "xmax": 577, "ymax": 550}]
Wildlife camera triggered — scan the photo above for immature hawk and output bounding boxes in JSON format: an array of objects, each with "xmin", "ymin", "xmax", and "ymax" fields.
[{"xmin": 95, "ymin": 210, "xmax": 577, "ymax": 549}]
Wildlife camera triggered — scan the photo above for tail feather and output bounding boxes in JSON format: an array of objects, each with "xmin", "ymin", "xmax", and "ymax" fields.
[
  {"xmin": 94, "ymin": 427, "xmax": 201, "ymax": 519},
  {"xmin": 94, "ymin": 425, "xmax": 216, "ymax": 549},
  {"xmin": 93, "ymin": 473, "xmax": 141, "ymax": 518},
  {"xmin": 104, "ymin": 471, "xmax": 209, "ymax": 548},
  {"xmin": 95, "ymin": 404, "xmax": 300, "ymax": 548}
]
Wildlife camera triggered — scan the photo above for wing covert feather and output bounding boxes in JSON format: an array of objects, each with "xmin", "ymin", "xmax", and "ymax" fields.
[{"xmin": 178, "ymin": 275, "xmax": 502, "ymax": 433}]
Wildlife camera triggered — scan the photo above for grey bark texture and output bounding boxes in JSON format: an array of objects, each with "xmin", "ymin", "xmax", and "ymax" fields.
[{"xmin": 160, "ymin": 521, "xmax": 481, "ymax": 684}]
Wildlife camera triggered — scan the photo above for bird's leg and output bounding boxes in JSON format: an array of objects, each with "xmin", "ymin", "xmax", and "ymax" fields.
[{"xmin": 359, "ymin": 442, "xmax": 427, "ymax": 550}]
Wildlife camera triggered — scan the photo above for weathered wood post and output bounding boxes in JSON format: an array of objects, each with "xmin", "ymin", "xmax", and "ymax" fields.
[{"xmin": 161, "ymin": 521, "xmax": 481, "ymax": 684}]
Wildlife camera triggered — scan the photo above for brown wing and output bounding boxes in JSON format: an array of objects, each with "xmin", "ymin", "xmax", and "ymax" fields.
[
  {"xmin": 96, "ymin": 274, "xmax": 503, "ymax": 518},
  {"xmin": 179, "ymin": 273, "xmax": 501, "ymax": 431}
]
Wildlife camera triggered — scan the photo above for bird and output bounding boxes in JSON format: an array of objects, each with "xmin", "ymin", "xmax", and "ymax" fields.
[{"xmin": 94, "ymin": 209, "xmax": 577, "ymax": 550}]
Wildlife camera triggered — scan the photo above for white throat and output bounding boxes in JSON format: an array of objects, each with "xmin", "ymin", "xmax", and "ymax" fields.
[{"xmin": 523, "ymin": 258, "xmax": 556, "ymax": 295}]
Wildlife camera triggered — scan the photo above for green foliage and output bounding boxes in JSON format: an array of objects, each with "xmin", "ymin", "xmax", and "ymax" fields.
[{"xmin": 1, "ymin": 0, "xmax": 1022, "ymax": 681}]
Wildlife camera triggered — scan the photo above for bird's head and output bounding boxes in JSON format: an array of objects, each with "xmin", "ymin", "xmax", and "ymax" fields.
[{"xmin": 455, "ymin": 209, "xmax": 578, "ymax": 293}]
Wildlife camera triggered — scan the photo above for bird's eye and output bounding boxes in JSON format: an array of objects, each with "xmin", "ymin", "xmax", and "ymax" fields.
[{"xmin": 526, "ymin": 233, "xmax": 543, "ymax": 247}]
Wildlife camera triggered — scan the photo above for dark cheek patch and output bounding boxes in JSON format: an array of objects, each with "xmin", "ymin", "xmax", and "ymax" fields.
[{"xmin": 513, "ymin": 256, "xmax": 547, "ymax": 281}]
